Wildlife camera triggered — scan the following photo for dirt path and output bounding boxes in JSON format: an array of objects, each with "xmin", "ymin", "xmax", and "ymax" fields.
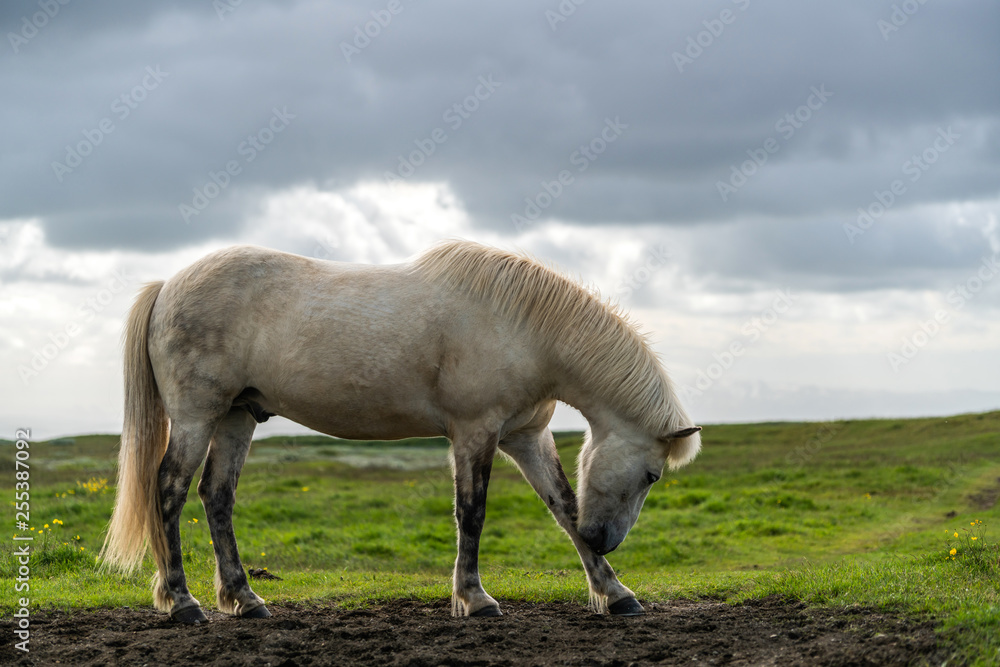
[{"xmin": 1, "ymin": 597, "xmax": 945, "ymax": 666}]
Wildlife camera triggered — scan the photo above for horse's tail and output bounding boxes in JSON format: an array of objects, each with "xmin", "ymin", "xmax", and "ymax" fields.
[{"xmin": 101, "ymin": 281, "xmax": 170, "ymax": 576}]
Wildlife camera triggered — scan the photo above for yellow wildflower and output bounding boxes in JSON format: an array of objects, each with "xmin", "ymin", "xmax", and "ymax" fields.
[{"xmin": 949, "ymin": 548, "xmax": 957, "ymax": 556}]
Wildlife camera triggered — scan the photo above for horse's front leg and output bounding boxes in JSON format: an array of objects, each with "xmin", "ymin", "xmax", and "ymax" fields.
[
  {"xmin": 450, "ymin": 428, "xmax": 501, "ymax": 617},
  {"xmin": 500, "ymin": 428, "xmax": 643, "ymax": 615}
]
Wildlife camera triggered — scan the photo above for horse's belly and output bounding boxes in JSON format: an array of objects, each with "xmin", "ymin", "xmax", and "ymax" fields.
[
  {"xmin": 279, "ymin": 401, "xmax": 444, "ymax": 441},
  {"xmin": 256, "ymin": 367, "xmax": 446, "ymax": 441}
]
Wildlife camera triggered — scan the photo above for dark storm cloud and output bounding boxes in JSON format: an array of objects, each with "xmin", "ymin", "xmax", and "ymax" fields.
[
  {"xmin": 2, "ymin": 0, "xmax": 998, "ymax": 287},
  {"xmin": 685, "ymin": 215, "xmax": 1000, "ymax": 293}
]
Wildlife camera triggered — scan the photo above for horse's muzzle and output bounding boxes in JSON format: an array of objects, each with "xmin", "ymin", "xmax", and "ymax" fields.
[{"xmin": 579, "ymin": 523, "xmax": 619, "ymax": 556}]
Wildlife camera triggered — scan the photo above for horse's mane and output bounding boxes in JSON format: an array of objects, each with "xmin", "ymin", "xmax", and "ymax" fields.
[{"xmin": 412, "ymin": 240, "xmax": 689, "ymax": 436}]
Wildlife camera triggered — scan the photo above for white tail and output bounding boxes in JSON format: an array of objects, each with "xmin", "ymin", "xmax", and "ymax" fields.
[{"xmin": 100, "ymin": 281, "xmax": 171, "ymax": 576}]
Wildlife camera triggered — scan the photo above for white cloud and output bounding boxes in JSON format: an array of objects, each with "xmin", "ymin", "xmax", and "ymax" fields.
[{"xmin": 242, "ymin": 180, "xmax": 495, "ymax": 263}]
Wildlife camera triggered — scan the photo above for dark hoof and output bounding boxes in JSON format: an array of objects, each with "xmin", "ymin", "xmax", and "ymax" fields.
[
  {"xmin": 240, "ymin": 605, "xmax": 272, "ymax": 619},
  {"xmin": 608, "ymin": 597, "xmax": 645, "ymax": 616},
  {"xmin": 470, "ymin": 605, "xmax": 503, "ymax": 618},
  {"xmin": 172, "ymin": 606, "xmax": 208, "ymax": 624}
]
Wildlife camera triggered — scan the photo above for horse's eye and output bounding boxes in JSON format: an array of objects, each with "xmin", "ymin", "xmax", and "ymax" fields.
[{"xmin": 645, "ymin": 471, "xmax": 660, "ymax": 486}]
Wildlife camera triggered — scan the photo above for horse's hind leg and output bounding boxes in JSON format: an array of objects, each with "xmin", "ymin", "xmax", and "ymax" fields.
[
  {"xmin": 198, "ymin": 409, "xmax": 269, "ymax": 618},
  {"xmin": 499, "ymin": 428, "xmax": 642, "ymax": 615},
  {"xmin": 154, "ymin": 421, "xmax": 214, "ymax": 623}
]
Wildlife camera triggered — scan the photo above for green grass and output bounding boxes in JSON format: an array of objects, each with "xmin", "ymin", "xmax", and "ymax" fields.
[{"xmin": 2, "ymin": 413, "xmax": 999, "ymax": 664}]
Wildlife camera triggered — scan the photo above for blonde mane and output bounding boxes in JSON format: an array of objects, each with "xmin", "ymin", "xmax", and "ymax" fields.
[{"xmin": 412, "ymin": 240, "xmax": 688, "ymax": 435}]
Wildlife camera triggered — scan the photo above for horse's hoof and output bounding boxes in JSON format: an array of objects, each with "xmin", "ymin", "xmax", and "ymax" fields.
[
  {"xmin": 608, "ymin": 597, "xmax": 645, "ymax": 616},
  {"xmin": 240, "ymin": 605, "xmax": 272, "ymax": 619},
  {"xmin": 171, "ymin": 606, "xmax": 208, "ymax": 624},
  {"xmin": 470, "ymin": 605, "xmax": 503, "ymax": 618}
]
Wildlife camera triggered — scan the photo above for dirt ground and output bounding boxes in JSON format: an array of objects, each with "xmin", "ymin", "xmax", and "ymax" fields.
[{"xmin": 1, "ymin": 596, "xmax": 946, "ymax": 666}]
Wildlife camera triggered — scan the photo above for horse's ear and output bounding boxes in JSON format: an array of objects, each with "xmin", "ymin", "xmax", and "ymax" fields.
[{"xmin": 660, "ymin": 426, "xmax": 701, "ymax": 441}]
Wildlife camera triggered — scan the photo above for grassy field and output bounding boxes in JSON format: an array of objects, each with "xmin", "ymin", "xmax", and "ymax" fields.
[{"xmin": 2, "ymin": 412, "xmax": 999, "ymax": 664}]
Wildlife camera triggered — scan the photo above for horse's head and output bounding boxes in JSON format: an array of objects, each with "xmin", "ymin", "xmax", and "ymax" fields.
[{"xmin": 576, "ymin": 422, "xmax": 701, "ymax": 555}]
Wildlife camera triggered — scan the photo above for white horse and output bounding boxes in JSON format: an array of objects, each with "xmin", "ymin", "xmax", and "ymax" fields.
[{"xmin": 101, "ymin": 240, "xmax": 701, "ymax": 623}]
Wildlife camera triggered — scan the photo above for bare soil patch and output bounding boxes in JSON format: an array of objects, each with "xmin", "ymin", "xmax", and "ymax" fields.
[
  {"xmin": 1, "ymin": 597, "xmax": 945, "ymax": 666},
  {"xmin": 968, "ymin": 476, "xmax": 1000, "ymax": 511}
]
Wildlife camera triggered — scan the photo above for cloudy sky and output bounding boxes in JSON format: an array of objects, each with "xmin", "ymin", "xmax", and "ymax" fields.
[{"xmin": 2, "ymin": 0, "xmax": 999, "ymax": 439}]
